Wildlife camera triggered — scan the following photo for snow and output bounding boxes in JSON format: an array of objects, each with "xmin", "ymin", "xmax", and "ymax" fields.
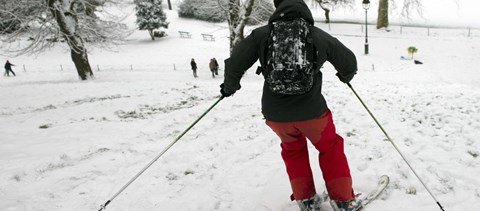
[{"xmin": 1, "ymin": 1, "xmax": 480, "ymax": 211}]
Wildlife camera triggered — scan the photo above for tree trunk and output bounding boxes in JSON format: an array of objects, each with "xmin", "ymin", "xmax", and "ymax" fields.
[
  {"xmin": 227, "ymin": 0, "xmax": 241, "ymax": 53},
  {"xmin": 322, "ymin": 8, "xmax": 330, "ymax": 23},
  {"xmin": 47, "ymin": 0, "xmax": 94, "ymax": 80},
  {"xmin": 71, "ymin": 45, "xmax": 93, "ymax": 80},
  {"xmin": 314, "ymin": 0, "xmax": 330, "ymax": 23},
  {"xmin": 167, "ymin": 0, "xmax": 172, "ymax": 10},
  {"xmin": 377, "ymin": 0, "xmax": 389, "ymax": 29},
  {"xmin": 149, "ymin": 29, "xmax": 155, "ymax": 40},
  {"xmin": 319, "ymin": 3, "xmax": 330, "ymax": 23},
  {"xmin": 227, "ymin": 0, "xmax": 255, "ymax": 54}
]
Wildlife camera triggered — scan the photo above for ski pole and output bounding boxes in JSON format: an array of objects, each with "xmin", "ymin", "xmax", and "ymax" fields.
[
  {"xmin": 98, "ymin": 96, "xmax": 224, "ymax": 211},
  {"xmin": 346, "ymin": 83, "xmax": 445, "ymax": 211}
]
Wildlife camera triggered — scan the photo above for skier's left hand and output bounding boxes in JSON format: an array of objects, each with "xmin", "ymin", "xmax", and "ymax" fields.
[{"xmin": 220, "ymin": 83, "xmax": 235, "ymax": 97}]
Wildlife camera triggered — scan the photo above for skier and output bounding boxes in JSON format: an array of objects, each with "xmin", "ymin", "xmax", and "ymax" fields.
[
  {"xmin": 220, "ymin": 0, "xmax": 358, "ymax": 210},
  {"xmin": 4, "ymin": 60, "xmax": 16, "ymax": 77},
  {"xmin": 190, "ymin": 58, "xmax": 198, "ymax": 78}
]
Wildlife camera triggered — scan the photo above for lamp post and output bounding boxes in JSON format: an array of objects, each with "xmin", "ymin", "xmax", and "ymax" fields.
[{"xmin": 362, "ymin": 0, "xmax": 370, "ymax": 54}]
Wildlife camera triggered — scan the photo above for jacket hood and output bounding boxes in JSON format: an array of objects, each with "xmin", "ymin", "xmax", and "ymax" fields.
[{"xmin": 269, "ymin": 0, "xmax": 314, "ymax": 25}]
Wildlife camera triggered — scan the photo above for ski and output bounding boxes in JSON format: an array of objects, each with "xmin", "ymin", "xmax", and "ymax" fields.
[
  {"xmin": 359, "ymin": 175, "xmax": 389, "ymax": 208},
  {"xmin": 329, "ymin": 175, "xmax": 390, "ymax": 211}
]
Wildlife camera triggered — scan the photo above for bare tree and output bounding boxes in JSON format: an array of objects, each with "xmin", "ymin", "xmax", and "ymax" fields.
[
  {"xmin": 47, "ymin": 0, "xmax": 95, "ymax": 80},
  {"xmin": 225, "ymin": 0, "xmax": 255, "ymax": 52},
  {"xmin": 312, "ymin": 0, "xmax": 331, "ymax": 23},
  {"xmin": 0, "ymin": 0, "xmax": 131, "ymax": 80},
  {"xmin": 312, "ymin": 0, "xmax": 354, "ymax": 23},
  {"xmin": 398, "ymin": 0, "xmax": 423, "ymax": 17},
  {"xmin": 221, "ymin": 0, "xmax": 274, "ymax": 53}
]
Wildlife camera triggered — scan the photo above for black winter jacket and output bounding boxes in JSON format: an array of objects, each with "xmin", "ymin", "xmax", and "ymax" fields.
[
  {"xmin": 4, "ymin": 61, "xmax": 13, "ymax": 70},
  {"xmin": 223, "ymin": 0, "xmax": 357, "ymax": 122},
  {"xmin": 190, "ymin": 61, "xmax": 197, "ymax": 70}
]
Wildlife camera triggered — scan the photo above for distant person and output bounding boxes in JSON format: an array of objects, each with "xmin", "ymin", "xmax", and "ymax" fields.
[
  {"xmin": 220, "ymin": 0, "xmax": 358, "ymax": 210},
  {"xmin": 212, "ymin": 57, "xmax": 219, "ymax": 76},
  {"xmin": 209, "ymin": 58, "xmax": 218, "ymax": 78},
  {"xmin": 4, "ymin": 60, "xmax": 16, "ymax": 77},
  {"xmin": 190, "ymin": 58, "xmax": 198, "ymax": 78}
]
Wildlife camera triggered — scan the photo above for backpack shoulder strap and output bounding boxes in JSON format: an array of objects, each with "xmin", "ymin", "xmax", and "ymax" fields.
[
  {"xmin": 256, "ymin": 23, "xmax": 275, "ymax": 75},
  {"xmin": 307, "ymin": 25, "xmax": 318, "ymax": 70}
]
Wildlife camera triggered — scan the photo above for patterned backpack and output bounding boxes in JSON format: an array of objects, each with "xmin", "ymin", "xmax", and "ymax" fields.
[{"xmin": 261, "ymin": 18, "xmax": 316, "ymax": 95}]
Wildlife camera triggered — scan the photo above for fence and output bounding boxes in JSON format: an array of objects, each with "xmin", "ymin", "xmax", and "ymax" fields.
[
  {"xmin": 368, "ymin": 25, "xmax": 478, "ymax": 38},
  {"xmin": 9, "ymin": 22, "xmax": 478, "ymax": 73},
  {"xmin": 16, "ymin": 63, "xmax": 193, "ymax": 72},
  {"xmin": 321, "ymin": 21, "xmax": 479, "ymax": 39}
]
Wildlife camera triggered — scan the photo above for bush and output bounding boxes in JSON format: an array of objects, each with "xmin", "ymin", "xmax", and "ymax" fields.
[
  {"xmin": 407, "ymin": 46, "xmax": 418, "ymax": 59},
  {"xmin": 153, "ymin": 31, "xmax": 167, "ymax": 38}
]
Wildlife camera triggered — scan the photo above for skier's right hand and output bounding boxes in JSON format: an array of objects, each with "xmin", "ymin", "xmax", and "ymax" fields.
[{"xmin": 336, "ymin": 72, "xmax": 355, "ymax": 84}]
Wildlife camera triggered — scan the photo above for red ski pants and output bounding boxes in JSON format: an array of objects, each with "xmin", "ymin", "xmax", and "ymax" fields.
[{"xmin": 265, "ymin": 109, "xmax": 354, "ymax": 201}]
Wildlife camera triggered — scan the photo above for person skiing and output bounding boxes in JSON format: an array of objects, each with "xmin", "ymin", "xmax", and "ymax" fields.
[
  {"xmin": 190, "ymin": 58, "xmax": 198, "ymax": 78},
  {"xmin": 4, "ymin": 60, "xmax": 16, "ymax": 77},
  {"xmin": 219, "ymin": 0, "xmax": 358, "ymax": 210}
]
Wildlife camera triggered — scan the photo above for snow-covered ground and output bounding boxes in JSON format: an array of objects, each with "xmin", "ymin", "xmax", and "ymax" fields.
[{"xmin": 1, "ymin": 1, "xmax": 479, "ymax": 211}]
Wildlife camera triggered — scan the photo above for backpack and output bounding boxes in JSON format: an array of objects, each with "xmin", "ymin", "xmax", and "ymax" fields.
[{"xmin": 260, "ymin": 18, "xmax": 316, "ymax": 95}]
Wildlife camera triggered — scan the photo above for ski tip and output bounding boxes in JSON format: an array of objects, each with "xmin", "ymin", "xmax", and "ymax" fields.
[{"xmin": 379, "ymin": 175, "xmax": 390, "ymax": 184}]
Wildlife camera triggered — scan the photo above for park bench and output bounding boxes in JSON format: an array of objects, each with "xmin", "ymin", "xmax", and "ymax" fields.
[
  {"xmin": 201, "ymin": 33, "xmax": 215, "ymax": 41},
  {"xmin": 178, "ymin": 31, "xmax": 192, "ymax": 38}
]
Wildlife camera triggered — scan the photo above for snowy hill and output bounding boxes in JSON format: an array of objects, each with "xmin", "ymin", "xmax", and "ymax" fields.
[{"xmin": 1, "ymin": 1, "xmax": 480, "ymax": 211}]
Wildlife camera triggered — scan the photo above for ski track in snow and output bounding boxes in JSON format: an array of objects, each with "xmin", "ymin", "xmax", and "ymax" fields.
[{"xmin": 1, "ymin": 68, "xmax": 479, "ymax": 210}]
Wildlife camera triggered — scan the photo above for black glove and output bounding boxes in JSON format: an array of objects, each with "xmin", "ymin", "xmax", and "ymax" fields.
[
  {"xmin": 336, "ymin": 73, "xmax": 354, "ymax": 84},
  {"xmin": 220, "ymin": 83, "xmax": 235, "ymax": 97}
]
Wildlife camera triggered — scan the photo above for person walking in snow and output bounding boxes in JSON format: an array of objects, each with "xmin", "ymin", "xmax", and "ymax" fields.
[
  {"xmin": 219, "ymin": 0, "xmax": 358, "ymax": 210},
  {"xmin": 190, "ymin": 58, "xmax": 198, "ymax": 78},
  {"xmin": 4, "ymin": 60, "xmax": 16, "ymax": 77},
  {"xmin": 212, "ymin": 57, "xmax": 219, "ymax": 76},
  {"xmin": 209, "ymin": 58, "xmax": 218, "ymax": 78}
]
